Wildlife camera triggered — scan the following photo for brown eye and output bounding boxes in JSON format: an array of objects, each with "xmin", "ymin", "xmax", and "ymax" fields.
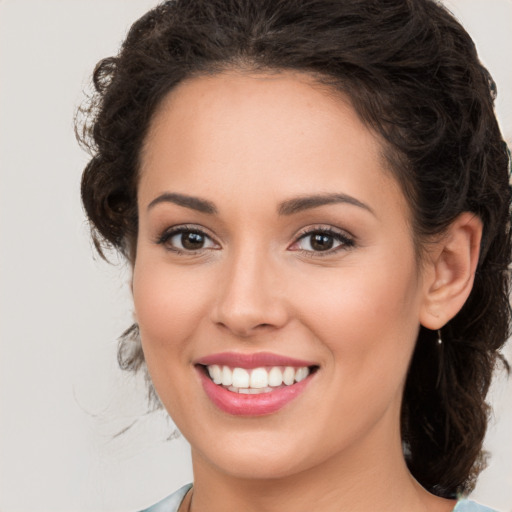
[
  {"xmin": 181, "ymin": 231, "xmax": 206, "ymax": 250},
  {"xmin": 310, "ymin": 233, "xmax": 334, "ymax": 251},
  {"xmin": 158, "ymin": 227, "xmax": 218, "ymax": 252},
  {"xmin": 290, "ymin": 228, "xmax": 354, "ymax": 254}
]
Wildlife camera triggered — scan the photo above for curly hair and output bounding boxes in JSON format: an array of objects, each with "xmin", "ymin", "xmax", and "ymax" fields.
[{"xmin": 78, "ymin": 0, "xmax": 511, "ymax": 499}]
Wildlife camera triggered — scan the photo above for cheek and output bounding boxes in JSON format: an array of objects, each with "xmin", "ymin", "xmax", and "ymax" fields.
[
  {"xmin": 294, "ymin": 256, "xmax": 422, "ymax": 384},
  {"xmin": 131, "ymin": 259, "xmax": 218, "ymax": 417},
  {"xmin": 132, "ymin": 259, "xmax": 212, "ymax": 358},
  {"xmin": 292, "ymin": 261, "xmax": 422, "ymax": 445}
]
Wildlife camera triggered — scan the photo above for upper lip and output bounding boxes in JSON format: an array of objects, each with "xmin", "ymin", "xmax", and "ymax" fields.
[{"xmin": 195, "ymin": 351, "xmax": 317, "ymax": 369}]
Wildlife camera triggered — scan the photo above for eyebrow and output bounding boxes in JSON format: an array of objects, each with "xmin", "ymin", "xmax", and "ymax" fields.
[
  {"xmin": 147, "ymin": 192, "xmax": 218, "ymax": 214},
  {"xmin": 278, "ymin": 193, "xmax": 374, "ymax": 216},
  {"xmin": 147, "ymin": 191, "xmax": 373, "ymax": 217}
]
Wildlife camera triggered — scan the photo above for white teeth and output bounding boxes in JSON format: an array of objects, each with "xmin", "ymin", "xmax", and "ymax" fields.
[
  {"xmin": 228, "ymin": 386, "xmax": 274, "ymax": 394},
  {"xmin": 268, "ymin": 367, "xmax": 283, "ymax": 387},
  {"xmin": 232, "ymin": 367, "xmax": 250, "ymax": 388},
  {"xmin": 295, "ymin": 366, "xmax": 309, "ymax": 382},
  {"xmin": 221, "ymin": 366, "xmax": 233, "ymax": 386},
  {"xmin": 283, "ymin": 366, "xmax": 295, "ymax": 386},
  {"xmin": 239, "ymin": 388, "xmax": 261, "ymax": 394},
  {"xmin": 206, "ymin": 365, "xmax": 312, "ymax": 390},
  {"xmin": 208, "ymin": 364, "xmax": 222, "ymax": 385},
  {"xmin": 250, "ymin": 367, "xmax": 268, "ymax": 389}
]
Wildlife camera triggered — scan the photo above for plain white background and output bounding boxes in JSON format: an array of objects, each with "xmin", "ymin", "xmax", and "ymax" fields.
[{"xmin": 0, "ymin": 1, "xmax": 511, "ymax": 511}]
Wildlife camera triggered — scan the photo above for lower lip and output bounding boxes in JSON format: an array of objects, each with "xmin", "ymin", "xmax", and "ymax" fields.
[{"xmin": 198, "ymin": 368, "xmax": 314, "ymax": 416}]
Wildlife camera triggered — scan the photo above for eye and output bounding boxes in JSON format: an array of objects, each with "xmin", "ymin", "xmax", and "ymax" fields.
[
  {"xmin": 157, "ymin": 226, "xmax": 219, "ymax": 253},
  {"xmin": 289, "ymin": 228, "xmax": 354, "ymax": 254}
]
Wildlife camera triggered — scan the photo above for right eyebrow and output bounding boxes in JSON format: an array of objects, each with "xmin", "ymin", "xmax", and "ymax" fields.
[{"xmin": 147, "ymin": 192, "xmax": 218, "ymax": 214}]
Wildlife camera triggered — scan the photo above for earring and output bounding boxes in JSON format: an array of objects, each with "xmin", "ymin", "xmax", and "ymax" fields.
[{"xmin": 437, "ymin": 329, "xmax": 443, "ymax": 345}]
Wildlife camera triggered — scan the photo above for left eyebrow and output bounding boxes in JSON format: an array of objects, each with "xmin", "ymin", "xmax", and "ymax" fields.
[{"xmin": 278, "ymin": 193, "xmax": 375, "ymax": 216}]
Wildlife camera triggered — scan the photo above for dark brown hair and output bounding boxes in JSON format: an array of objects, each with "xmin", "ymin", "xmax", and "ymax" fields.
[{"xmin": 78, "ymin": 0, "xmax": 511, "ymax": 499}]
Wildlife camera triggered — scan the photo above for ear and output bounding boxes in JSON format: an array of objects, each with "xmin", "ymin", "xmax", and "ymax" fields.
[{"xmin": 420, "ymin": 212, "xmax": 483, "ymax": 330}]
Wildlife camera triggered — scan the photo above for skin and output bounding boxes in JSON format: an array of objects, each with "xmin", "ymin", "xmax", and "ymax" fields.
[{"xmin": 132, "ymin": 71, "xmax": 482, "ymax": 512}]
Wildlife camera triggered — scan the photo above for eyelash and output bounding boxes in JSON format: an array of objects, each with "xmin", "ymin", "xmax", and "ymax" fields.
[
  {"xmin": 155, "ymin": 225, "xmax": 355, "ymax": 256},
  {"xmin": 156, "ymin": 224, "xmax": 219, "ymax": 255},
  {"xmin": 290, "ymin": 226, "xmax": 355, "ymax": 257}
]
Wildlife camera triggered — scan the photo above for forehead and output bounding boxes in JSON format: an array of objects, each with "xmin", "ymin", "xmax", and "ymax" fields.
[{"xmin": 139, "ymin": 70, "xmax": 409, "ymax": 222}]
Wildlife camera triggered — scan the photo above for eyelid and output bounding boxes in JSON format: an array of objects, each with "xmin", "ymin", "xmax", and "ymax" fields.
[{"xmin": 294, "ymin": 224, "xmax": 355, "ymax": 240}]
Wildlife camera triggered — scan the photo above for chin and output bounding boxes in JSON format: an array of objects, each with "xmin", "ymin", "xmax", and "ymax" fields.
[{"xmin": 197, "ymin": 444, "xmax": 315, "ymax": 480}]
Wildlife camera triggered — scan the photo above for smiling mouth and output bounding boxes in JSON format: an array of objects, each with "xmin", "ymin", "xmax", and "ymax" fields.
[
  {"xmin": 199, "ymin": 364, "xmax": 319, "ymax": 394},
  {"xmin": 195, "ymin": 352, "xmax": 319, "ymax": 415}
]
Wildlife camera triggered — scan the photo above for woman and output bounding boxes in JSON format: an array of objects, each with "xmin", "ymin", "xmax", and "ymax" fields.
[{"xmin": 78, "ymin": 0, "xmax": 511, "ymax": 510}]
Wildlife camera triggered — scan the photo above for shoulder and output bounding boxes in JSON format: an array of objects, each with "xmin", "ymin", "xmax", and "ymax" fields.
[
  {"xmin": 138, "ymin": 484, "xmax": 193, "ymax": 512},
  {"xmin": 454, "ymin": 499, "xmax": 499, "ymax": 512}
]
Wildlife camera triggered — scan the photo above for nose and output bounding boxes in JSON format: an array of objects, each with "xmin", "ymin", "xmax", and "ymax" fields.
[{"xmin": 210, "ymin": 248, "xmax": 289, "ymax": 338}]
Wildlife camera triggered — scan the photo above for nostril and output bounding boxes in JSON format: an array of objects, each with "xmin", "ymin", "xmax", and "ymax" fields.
[{"xmin": 214, "ymin": 319, "xmax": 275, "ymax": 338}]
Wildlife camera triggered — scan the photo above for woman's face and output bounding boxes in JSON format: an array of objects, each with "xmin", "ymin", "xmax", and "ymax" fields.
[{"xmin": 133, "ymin": 71, "xmax": 430, "ymax": 480}]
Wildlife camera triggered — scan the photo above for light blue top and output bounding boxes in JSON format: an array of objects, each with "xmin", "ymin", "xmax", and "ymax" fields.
[
  {"xmin": 453, "ymin": 500, "xmax": 498, "ymax": 512},
  {"xmin": 140, "ymin": 484, "xmax": 498, "ymax": 512},
  {"xmin": 140, "ymin": 484, "xmax": 192, "ymax": 512}
]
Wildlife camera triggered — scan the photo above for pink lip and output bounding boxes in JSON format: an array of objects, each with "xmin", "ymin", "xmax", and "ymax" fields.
[
  {"xmin": 195, "ymin": 351, "xmax": 316, "ymax": 369},
  {"xmin": 195, "ymin": 352, "xmax": 317, "ymax": 416},
  {"xmin": 198, "ymin": 370, "xmax": 314, "ymax": 416}
]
